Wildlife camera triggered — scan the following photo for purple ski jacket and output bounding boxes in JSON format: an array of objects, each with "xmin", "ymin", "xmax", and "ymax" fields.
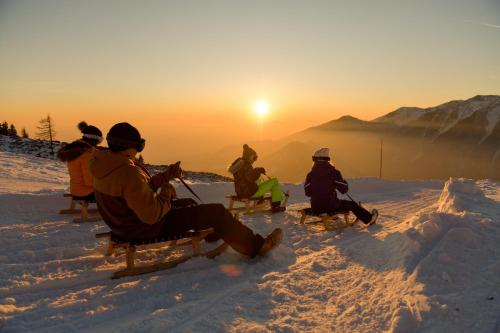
[{"xmin": 304, "ymin": 161, "xmax": 348, "ymax": 213}]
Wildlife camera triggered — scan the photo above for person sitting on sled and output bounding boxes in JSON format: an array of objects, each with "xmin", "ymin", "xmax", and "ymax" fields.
[
  {"xmin": 304, "ymin": 148, "xmax": 378, "ymax": 225},
  {"xmin": 88, "ymin": 122, "xmax": 282, "ymax": 258},
  {"xmin": 57, "ymin": 121, "xmax": 103, "ymax": 203},
  {"xmin": 228, "ymin": 144, "xmax": 286, "ymax": 213}
]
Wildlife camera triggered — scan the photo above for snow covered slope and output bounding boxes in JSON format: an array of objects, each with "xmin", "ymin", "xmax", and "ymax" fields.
[{"xmin": 0, "ymin": 151, "xmax": 499, "ymax": 332}]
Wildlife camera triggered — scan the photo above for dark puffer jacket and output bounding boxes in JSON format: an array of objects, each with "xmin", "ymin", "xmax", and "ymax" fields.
[
  {"xmin": 230, "ymin": 158, "xmax": 263, "ymax": 198},
  {"xmin": 304, "ymin": 161, "xmax": 349, "ymax": 213}
]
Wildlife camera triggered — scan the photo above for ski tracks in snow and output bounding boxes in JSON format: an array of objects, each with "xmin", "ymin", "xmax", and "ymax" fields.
[{"xmin": 2, "ymin": 178, "xmax": 499, "ymax": 332}]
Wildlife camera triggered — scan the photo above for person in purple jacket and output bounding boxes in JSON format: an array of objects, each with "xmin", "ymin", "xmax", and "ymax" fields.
[{"xmin": 304, "ymin": 148, "xmax": 378, "ymax": 225}]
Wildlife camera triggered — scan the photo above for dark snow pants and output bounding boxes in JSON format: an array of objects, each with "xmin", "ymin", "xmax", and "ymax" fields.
[
  {"xmin": 333, "ymin": 200, "xmax": 372, "ymax": 224},
  {"xmin": 160, "ymin": 203, "xmax": 265, "ymax": 258}
]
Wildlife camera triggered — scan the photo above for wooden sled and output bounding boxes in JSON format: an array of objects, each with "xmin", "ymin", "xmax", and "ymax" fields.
[
  {"xmin": 226, "ymin": 191, "xmax": 289, "ymax": 215},
  {"xmin": 60, "ymin": 194, "xmax": 101, "ymax": 223},
  {"xmin": 95, "ymin": 228, "xmax": 228, "ymax": 279},
  {"xmin": 299, "ymin": 208, "xmax": 359, "ymax": 233}
]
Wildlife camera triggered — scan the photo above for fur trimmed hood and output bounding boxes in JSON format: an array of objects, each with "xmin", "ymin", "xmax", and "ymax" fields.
[{"xmin": 57, "ymin": 140, "xmax": 92, "ymax": 162}]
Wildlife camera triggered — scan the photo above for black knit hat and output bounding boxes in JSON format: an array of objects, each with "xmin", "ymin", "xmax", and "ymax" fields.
[
  {"xmin": 78, "ymin": 121, "xmax": 103, "ymax": 146},
  {"xmin": 106, "ymin": 122, "xmax": 145, "ymax": 152}
]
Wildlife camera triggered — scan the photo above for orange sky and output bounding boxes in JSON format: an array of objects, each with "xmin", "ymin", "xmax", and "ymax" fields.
[{"xmin": 1, "ymin": 0, "xmax": 499, "ymax": 165}]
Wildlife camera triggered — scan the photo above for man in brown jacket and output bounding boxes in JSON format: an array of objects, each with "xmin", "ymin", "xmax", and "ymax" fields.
[{"xmin": 89, "ymin": 122, "xmax": 282, "ymax": 258}]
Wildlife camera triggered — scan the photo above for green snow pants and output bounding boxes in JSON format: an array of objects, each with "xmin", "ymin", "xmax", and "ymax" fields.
[{"xmin": 252, "ymin": 178, "xmax": 284, "ymax": 203}]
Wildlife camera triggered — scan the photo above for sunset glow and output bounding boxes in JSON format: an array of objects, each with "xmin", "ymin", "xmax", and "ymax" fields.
[
  {"xmin": 0, "ymin": 0, "xmax": 498, "ymax": 168},
  {"xmin": 254, "ymin": 100, "xmax": 269, "ymax": 118}
]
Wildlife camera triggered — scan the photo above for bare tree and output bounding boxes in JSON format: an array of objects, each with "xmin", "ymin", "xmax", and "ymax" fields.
[
  {"xmin": 36, "ymin": 115, "xmax": 56, "ymax": 154},
  {"xmin": 21, "ymin": 128, "xmax": 29, "ymax": 139}
]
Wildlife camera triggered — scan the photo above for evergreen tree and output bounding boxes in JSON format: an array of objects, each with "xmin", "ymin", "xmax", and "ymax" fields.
[
  {"xmin": 0, "ymin": 121, "xmax": 8, "ymax": 135},
  {"xmin": 36, "ymin": 115, "xmax": 56, "ymax": 154},
  {"xmin": 8, "ymin": 124, "xmax": 18, "ymax": 137},
  {"xmin": 21, "ymin": 128, "xmax": 29, "ymax": 138}
]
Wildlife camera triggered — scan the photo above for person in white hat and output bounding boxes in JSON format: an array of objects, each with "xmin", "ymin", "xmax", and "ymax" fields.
[{"xmin": 304, "ymin": 148, "xmax": 378, "ymax": 225}]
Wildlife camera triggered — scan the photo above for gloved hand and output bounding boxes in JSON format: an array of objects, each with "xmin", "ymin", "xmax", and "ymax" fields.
[
  {"xmin": 163, "ymin": 161, "xmax": 182, "ymax": 181},
  {"xmin": 256, "ymin": 167, "xmax": 266, "ymax": 175},
  {"xmin": 161, "ymin": 182, "xmax": 177, "ymax": 199}
]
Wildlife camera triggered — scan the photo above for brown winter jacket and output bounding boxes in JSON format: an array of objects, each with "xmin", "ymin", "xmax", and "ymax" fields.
[
  {"xmin": 230, "ymin": 158, "xmax": 262, "ymax": 198},
  {"xmin": 88, "ymin": 149, "xmax": 175, "ymax": 240},
  {"xmin": 57, "ymin": 140, "xmax": 94, "ymax": 197}
]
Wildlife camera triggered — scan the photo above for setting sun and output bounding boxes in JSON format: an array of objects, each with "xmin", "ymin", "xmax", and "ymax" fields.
[{"xmin": 254, "ymin": 100, "xmax": 270, "ymax": 117}]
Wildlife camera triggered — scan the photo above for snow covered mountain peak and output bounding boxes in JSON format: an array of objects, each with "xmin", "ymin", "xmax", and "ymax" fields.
[{"xmin": 375, "ymin": 95, "xmax": 500, "ymax": 129}]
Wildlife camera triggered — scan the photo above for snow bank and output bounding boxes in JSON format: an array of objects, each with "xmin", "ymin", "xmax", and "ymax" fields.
[
  {"xmin": 391, "ymin": 178, "xmax": 500, "ymax": 332},
  {"xmin": 437, "ymin": 178, "xmax": 487, "ymax": 214}
]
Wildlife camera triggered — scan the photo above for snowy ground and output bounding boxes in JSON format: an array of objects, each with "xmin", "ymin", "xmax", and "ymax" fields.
[{"xmin": 0, "ymin": 150, "xmax": 499, "ymax": 332}]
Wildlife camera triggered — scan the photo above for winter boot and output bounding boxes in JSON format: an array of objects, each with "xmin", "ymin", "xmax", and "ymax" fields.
[
  {"xmin": 367, "ymin": 209, "xmax": 378, "ymax": 226},
  {"xmin": 258, "ymin": 228, "xmax": 283, "ymax": 256},
  {"xmin": 271, "ymin": 201, "xmax": 286, "ymax": 213}
]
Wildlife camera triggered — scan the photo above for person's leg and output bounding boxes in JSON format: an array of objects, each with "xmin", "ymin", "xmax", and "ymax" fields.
[
  {"xmin": 252, "ymin": 178, "xmax": 284, "ymax": 203},
  {"xmin": 335, "ymin": 199, "xmax": 372, "ymax": 224},
  {"xmin": 161, "ymin": 204, "xmax": 265, "ymax": 257},
  {"xmin": 72, "ymin": 192, "xmax": 95, "ymax": 203}
]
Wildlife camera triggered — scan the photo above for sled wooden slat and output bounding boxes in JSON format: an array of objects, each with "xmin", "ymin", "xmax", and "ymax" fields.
[
  {"xmin": 226, "ymin": 191, "xmax": 289, "ymax": 215},
  {"xmin": 95, "ymin": 228, "xmax": 228, "ymax": 279},
  {"xmin": 59, "ymin": 196, "xmax": 102, "ymax": 223},
  {"xmin": 299, "ymin": 208, "xmax": 358, "ymax": 233},
  {"xmin": 226, "ymin": 194, "xmax": 272, "ymax": 214}
]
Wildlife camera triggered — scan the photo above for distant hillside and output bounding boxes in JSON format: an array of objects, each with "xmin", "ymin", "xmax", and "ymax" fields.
[
  {"xmin": 0, "ymin": 135, "xmax": 231, "ymax": 183},
  {"xmin": 0, "ymin": 135, "xmax": 64, "ymax": 159},
  {"xmin": 260, "ymin": 95, "xmax": 500, "ymax": 181}
]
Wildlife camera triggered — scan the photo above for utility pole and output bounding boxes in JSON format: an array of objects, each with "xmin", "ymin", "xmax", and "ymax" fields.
[{"xmin": 379, "ymin": 138, "xmax": 383, "ymax": 179}]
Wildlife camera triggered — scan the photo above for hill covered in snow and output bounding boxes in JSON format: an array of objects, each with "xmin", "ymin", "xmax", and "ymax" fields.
[
  {"xmin": 0, "ymin": 135, "xmax": 231, "ymax": 183},
  {"xmin": 0, "ymin": 150, "xmax": 499, "ymax": 332}
]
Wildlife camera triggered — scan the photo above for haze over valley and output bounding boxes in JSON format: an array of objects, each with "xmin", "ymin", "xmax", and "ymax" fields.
[{"xmin": 192, "ymin": 95, "xmax": 500, "ymax": 182}]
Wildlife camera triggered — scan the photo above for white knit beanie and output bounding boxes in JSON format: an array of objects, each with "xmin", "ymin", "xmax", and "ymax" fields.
[{"xmin": 313, "ymin": 148, "xmax": 330, "ymax": 160}]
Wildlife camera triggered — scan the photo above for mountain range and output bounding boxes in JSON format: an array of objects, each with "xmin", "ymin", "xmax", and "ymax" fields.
[
  {"xmin": 2, "ymin": 95, "xmax": 498, "ymax": 182},
  {"xmin": 200, "ymin": 95, "xmax": 500, "ymax": 181}
]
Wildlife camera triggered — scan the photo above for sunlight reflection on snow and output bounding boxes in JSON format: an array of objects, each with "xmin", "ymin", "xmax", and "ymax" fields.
[{"xmin": 219, "ymin": 264, "xmax": 241, "ymax": 277}]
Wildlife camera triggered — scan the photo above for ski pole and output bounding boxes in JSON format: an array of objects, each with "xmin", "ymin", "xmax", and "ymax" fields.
[
  {"xmin": 334, "ymin": 180, "xmax": 358, "ymax": 204},
  {"xmin": 178, "ymin": 177, "xmax": 203, "ymax": 203},
  {"xmin": 345, "ymin": 193, "xmax": 356, "ymax": 203}
]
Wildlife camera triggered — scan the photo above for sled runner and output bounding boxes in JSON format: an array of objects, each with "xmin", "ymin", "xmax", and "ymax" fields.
[
  {"xmin": 299, "ymin": 208, "xmax": 359, "ymax": 233},
  {"xmin": 226, "ymin": 194, "xmax": 272, "ymax": 214},
  {"xmin": 226, "ymin": 191, "xmax": 289, "ymax": 215},
  {"xmin": 59, "ymin": 194, "xmax": 101, "ymax": 223},
  {"xmin": 95, "ymin": 228, "xmax": 228, "ymax": 279}
]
